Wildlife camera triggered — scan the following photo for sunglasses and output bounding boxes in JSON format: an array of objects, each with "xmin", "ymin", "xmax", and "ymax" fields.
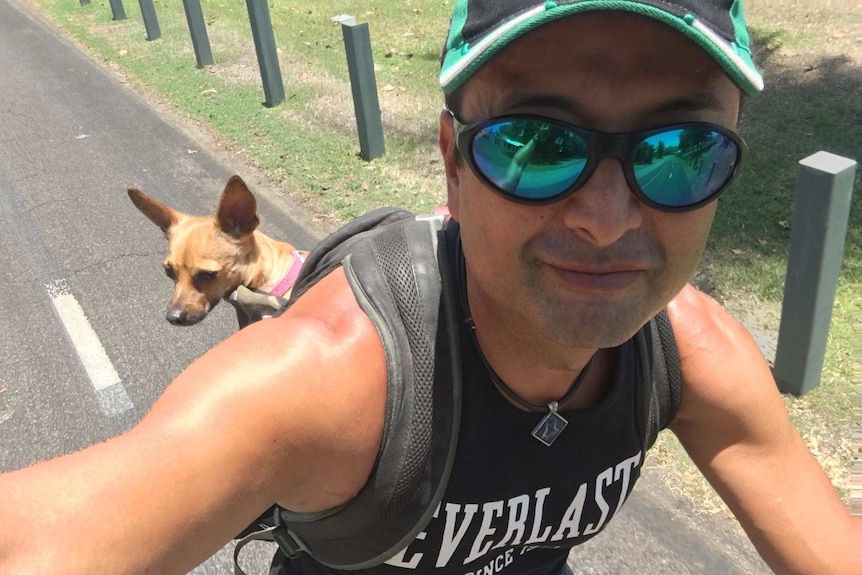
[{"xmin": 452, "ymin": 113, "xmax": 747, "ymax": 212}]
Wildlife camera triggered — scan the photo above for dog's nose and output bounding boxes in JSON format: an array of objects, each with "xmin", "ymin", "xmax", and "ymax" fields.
[
  {"xmin": 166, "ymin": 309, "xmax": 187, "ymax": 325},
  {"xmin": 166, "ymin": 308, "xmax": 204, "ymax": 326}
]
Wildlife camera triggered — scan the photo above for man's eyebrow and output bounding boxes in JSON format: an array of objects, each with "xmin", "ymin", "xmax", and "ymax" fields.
[
  {"xmin": 648, "ymin": 91, "xmax": 726, "ymax": 115},
  {"xmin": 502, "ymin": 94, "xmax": 585, "ymax": 116},
  {"xmin": 501, "ymin": 91, "xmax": 725, "ymax": 117}
]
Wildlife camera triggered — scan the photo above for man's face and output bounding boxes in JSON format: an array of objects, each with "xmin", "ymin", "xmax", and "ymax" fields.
[{"xmin": 440, "ymin": 12, "xmax": 742, "ymax": 349}]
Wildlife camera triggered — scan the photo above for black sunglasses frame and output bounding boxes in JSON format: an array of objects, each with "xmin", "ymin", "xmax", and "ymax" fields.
[{"xmin": 452, "ymin": 113, "xmax": 748, "ymax": 213}]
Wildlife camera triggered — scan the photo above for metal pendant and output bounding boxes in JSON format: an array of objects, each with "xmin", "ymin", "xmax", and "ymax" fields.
[{"xmin": 531, "ymin": 401, "xmax": 568, "ymax": 446}]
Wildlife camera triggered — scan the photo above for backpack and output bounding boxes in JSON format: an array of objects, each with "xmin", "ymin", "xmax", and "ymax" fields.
[{"xmin": 231, "ymin": 208, "xmax": 681, "ymax": 574}]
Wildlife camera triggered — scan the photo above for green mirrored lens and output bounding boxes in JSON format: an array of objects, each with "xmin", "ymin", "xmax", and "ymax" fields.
[
  {"xmin": 472, "ymin": 120, "xmax": 589, "ymax": 200},
  {"xmin": 633, "ymin": 128, "xmax": 739, "ymax": 207}
]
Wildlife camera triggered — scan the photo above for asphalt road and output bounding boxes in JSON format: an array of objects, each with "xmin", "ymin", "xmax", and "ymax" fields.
[{"xmin": 0, "ymin": 1, "xmax": 772, "ymax": 573}]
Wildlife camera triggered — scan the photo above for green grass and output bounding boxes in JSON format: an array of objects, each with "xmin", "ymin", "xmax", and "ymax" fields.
[
  {"xmin": 32, "ymin": 0, "xmax": 860, "ymax": 509},
  {"xmin": 47, "ymin": 0, "xmax": 452, "ymax": 219}
]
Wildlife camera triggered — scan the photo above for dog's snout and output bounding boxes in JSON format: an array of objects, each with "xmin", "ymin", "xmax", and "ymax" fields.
[{"xmin": 166, "ymin": 308, "xmax": 206, "ymax": 326}]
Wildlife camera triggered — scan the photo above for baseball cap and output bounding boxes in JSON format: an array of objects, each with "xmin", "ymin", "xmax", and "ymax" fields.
[{"xmin": 439, "ymin": 0, "xmax": 764, "ymax": 96}]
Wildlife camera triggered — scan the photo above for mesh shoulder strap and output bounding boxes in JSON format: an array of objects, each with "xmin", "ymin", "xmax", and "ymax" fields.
[
  {"xmin": 287, "ymin": 207, "xmax": 417, "ymax": 303},
  {"xmin": 234, "ymin": 211, "xmax": 462, "ymax": 574},
  {"xmin": 638, "ymin": 309, "xmax": 682, "ymax": 450}
]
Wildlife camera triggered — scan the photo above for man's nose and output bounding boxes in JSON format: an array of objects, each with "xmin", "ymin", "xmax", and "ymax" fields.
[{"xmin": 560, "ymin": 157, "xmax": 643, "ymax": 247}]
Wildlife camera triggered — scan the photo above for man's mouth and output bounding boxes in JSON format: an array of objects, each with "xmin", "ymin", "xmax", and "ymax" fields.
[{"xmin": 548, "ymin": 264, "xmax": 646, "ymax": 292}]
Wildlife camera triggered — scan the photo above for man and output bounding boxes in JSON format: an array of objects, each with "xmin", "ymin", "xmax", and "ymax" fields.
[{"xmin": 0, "ymin": 1, "xmax": 859, "ymax": 574}]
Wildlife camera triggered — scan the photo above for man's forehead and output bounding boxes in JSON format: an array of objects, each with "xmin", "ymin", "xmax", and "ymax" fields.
[{"xmin": 460, "ymin": 13, "xmax": 739, "ymax": 124}]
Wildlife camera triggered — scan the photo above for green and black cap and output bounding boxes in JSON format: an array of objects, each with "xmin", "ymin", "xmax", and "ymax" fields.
[{"xmin": 440, "ymin": 0, "xmax": 764, "ymax": 96}]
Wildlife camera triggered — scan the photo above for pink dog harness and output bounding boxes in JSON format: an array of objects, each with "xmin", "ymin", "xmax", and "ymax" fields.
[{"xmin": 269, "ymin": 249, "xmax": 307, "ymax": 298}]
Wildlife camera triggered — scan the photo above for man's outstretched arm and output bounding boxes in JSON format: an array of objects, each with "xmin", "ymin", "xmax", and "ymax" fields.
[
  {"xmin": 0, "ymin": 268, "xmax": 387, "ymax": 575},
  {"xmin": 668, "ymin": 284, "xmax": 861, "ymax": 575}
]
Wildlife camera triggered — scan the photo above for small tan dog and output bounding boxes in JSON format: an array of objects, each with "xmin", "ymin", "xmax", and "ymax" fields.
[{"xmin": 128, "ymin": 175, "xmax": 306, "ymax": 326}]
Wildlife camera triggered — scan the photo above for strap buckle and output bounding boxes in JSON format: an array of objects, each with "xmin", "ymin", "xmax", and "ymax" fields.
[{"xmin": 233, "ymin": 511, "xmax": 307, "ymax": 575}]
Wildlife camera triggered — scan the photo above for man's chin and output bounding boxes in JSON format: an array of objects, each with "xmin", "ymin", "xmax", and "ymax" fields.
[{"xmin": 535, "ymin": 298, "xmax": 660, "ymax": 349}]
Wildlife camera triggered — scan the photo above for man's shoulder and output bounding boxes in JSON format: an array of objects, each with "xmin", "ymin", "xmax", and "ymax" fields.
[
  {"xmin": 665, "ymin": 284, "xmax": 778, "ymax": 422},
  {"xmin": 227, "ymin": 268, "xmax": 388, "ymax": 509},
  {"xmin": 665, "ymin": 284, "xmax": 746, "ymax": 355}
]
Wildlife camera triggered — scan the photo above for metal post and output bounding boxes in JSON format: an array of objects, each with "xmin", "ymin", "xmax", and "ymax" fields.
[
  {"xmin": 108, "ymin": 0, "xmax": 126, "ymax": 21},
  {"xmin": 182, "ymin": 0, "xmax": 213, "ymax": 68},
  {"xmin": 245, "ymin": 0, "xmax": 285, "ymax": 107},
  {"xmin": 138, "ymin": 0, "xmax": 161, "ymax": 41},
  {"xmin": 773, "ymin": 151, "xmax": 857, "ymax": 396},
  {"xmin": 334, "ymin": 15, "xmax": 385, "ymax": 160}
]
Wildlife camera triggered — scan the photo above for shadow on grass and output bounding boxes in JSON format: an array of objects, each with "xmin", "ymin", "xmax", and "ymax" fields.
[{"xmin": 701, "ymin": 27, "xmax": 861, "ymax": 300}]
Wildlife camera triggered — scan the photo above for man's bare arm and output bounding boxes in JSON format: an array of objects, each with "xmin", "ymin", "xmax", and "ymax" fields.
[
  {"xmin": 668, "ymin": 284, "xmax": 861, "ymax": 575},
  {"xmin": 0, "ymin": 269, "xmax": 387, "ymax": 575}
]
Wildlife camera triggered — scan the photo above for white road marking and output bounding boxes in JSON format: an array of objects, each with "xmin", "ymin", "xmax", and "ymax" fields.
[{"xmin": 46, "ymin": 279, "xmax": 133, "ymax": 416}]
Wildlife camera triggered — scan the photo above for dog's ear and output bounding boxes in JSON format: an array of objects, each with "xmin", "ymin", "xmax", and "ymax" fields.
[
  {"xmin": 128, "ymin": 188, "xmax": 179, "ymax": 234},
  {"xmin": 217, "ymin": 175, "xmax": 259, "ymax": 237}
]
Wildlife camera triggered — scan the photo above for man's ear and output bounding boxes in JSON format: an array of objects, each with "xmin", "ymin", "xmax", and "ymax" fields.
[{"xmin": 438, "ymin": 109, "xmax": 461, "ymax": 220}]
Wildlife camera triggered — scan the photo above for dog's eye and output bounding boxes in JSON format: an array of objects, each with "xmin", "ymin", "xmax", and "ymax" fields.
[
  {"xmin": 163, "ymin": 265, "xmax": 176, "ymax": 280},
  {"xmin": 196, "ymin": 270, "xmax": 218, "ymax": 283}
]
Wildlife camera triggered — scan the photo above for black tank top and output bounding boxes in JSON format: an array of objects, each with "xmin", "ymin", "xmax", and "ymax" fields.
[{"xmin": 281, "ymin": 313, "xmax": 645, "ymax": 575}]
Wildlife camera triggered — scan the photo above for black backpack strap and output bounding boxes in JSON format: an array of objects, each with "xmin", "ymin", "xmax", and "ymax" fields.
[
  {"xmin": 286, "ymin": 207, "xmax": 416, "ymax": 304},
  {"xmin": 651, "ymin": 309, "xmax": 682, "ymax": 432},
  {"xmin": 275, "ymin": 214, "xmax": 462, "ymax": 569},
  {"xmin": 233, "ymin": 211, "xmax": 462, "ymax": 572},
  {"xmin": 637, "ymin": 309, "xmax": 682, "ymax": 450}
]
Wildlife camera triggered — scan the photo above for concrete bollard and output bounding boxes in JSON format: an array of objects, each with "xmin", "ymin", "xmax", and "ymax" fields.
[
  {"xmin": 773, "ymin": 151, "xmax": 857, "ymax": 396},
  {"xmin": 246, "ymin": 0, "xmax": 285, "ymax": 107},
  {"xmin": 332, "ymin": 14, "xmax": 385, "ymax": 160},
  {"xmin": 109, "ymin": 0, "xmax": 126, "ymax": 21},
  {"xmin": 138, "ymin": 0, "xmax": 161, "ymax": 41},
  {"xmin": 181, "ymin": 0, "xmax": 213, "ymax": 68}
]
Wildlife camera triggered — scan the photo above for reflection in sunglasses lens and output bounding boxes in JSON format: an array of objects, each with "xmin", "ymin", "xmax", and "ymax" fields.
[
  {"xmin": 634, "ymin": 128, "xmax": 738, "ymax": 207},
  {"xmin": 470, "ymin": 120, "xmax": 738, "ymax": 208},
  {"xmin": 473, "ymin": 120, "xmax": 589, "ymax": 200}
]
